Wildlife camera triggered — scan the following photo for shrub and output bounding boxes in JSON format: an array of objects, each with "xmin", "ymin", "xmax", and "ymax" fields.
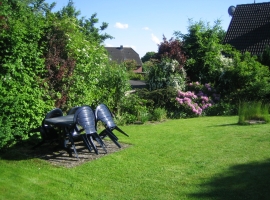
[
  {"xmin": 114, "ymin": 92, "xmax": 149, "ymax": 124},
  {"xmin": 128, "ymin": 71, "xmax": 145, "ymax": 80},
  {"xmin": 156, "ymin": 36, "xmax": 187, "ymax": 67},
  {"xmin": 217, "ymin": 51, "xmax": 270, "ymax": 103},
  {"xmin": 0, "ymin": 0, "xmax": 54, "ymax": 149},
  {"xmin": 137, "ymin": 87, "xmax": 178, "ymax": 109},
  {"xmin": 151, "ymin": 108, "xmax": 167, "ymax": 121},
  {"xmin": 114, "ymin": 112, "xmax": 137, "ymax": 126},
  {"xmin": 176, "ymin": 82, "xmax": 220, "ymax": 117},
  {"xmin": 90, "ymin": 61, "xmax": 131, "ymax": 111},
  {"xmin": 147, "ymin": 58, "xmax": 186, "ymax": 91},
  {"xmin": 174, "ymin": 19, "xmax": 226, "ymax": 83},
  {"xmin": 258, "ymin": 45, "xmax": 270, "ymax": 69},
  {"xmin": 138, "ymin": 107, "xmax": 151, "ymax": 124},
  {"xmin": 204, "ymin": 100, "xmax": 238, "ymax": 116}
]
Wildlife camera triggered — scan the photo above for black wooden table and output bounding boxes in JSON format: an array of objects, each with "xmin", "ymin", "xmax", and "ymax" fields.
[
  {"xmin": 44, "ymin": 115, "xmax": 79, "ymax": 157},
  {"xmin": 44, "ymin": 115, "xmax": 74, "ymax": 126}
]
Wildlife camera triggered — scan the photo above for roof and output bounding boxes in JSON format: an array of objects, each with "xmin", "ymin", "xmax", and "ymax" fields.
[
  {"xmin": 223, "ymin": 2, "xmax": 270, "ymax": 55},
  {"xmin": 129, "ymin": 80, "xmax": 147, "ymax": 89},
  {"xmin": 105, "ymin": 46, "xmax": 143, "ymax": 66}
]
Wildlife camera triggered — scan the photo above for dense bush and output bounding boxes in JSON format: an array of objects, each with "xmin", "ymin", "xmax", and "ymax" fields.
[
  {"xmin": 43, "ymin": 16, "xmax": 77, "ymax": 109},
  {"xmin": 156, "ymin": 36, "xmax": 187, "ymax": 67},
  {"xmin": 176, "ymin": 82, "xmax": 220, "ymax": 116},
  {"xmin": 0, "ymin": 0, "xmax": 129, "ymax": 149},
  {"xmin": 147, "ymin": 58, "xmax": 186, "ymax": 91},
  {"xmin": 90, "ymin": 61, "xmax": 131, "ymax": 110},
  {"xmin": 204, "ymin": 100, "xmax": 238, "ymax": 116},
  {"xmin": 0, "ymin": 0, "xmax": 54, "ymax": 149},
  {"xmin": 114, "ymin": 93, "xmax": 148, "ymax": 125},
  {"xmin": 136, "ymin": 87, "xmax": 184, "ymax": 118},
  {"xmin": 258, "ymin": 45, "xmax": 270, "ymax": 69},
  {"xmin": 174, "ymin": 19, "xmax": 270, "ymax": 112},
  {"xmin": 217, "ymin": 51, "xmax": 270, "ymax": 103},
  {"xmin": 174, "ymin": 19, "xmax": 226, "ymax": 83}
]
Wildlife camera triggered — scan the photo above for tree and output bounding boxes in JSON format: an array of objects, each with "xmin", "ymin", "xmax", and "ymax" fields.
[
  {"xmin": 174, "ymin": 19, "xmax": 226, "ymax": 83},
  {"xmin": 79, "ymin": 13, "xmax": 114, "ymax": 43},
  {"xmin": 123, "ymin": 59, "xmax": 138, "ymax": 71},
  {"xmin": 0, "ymin": 0, "xmax": 54, "ymax": 148},
  {"xmin": 141, "ymin": 51, "xmax": 156, "ymax": 63},
  {"xmin": 55, "ymin": 0, "xmax": 113, "ymax": 44},
  {"xmin": 258, "ymin": 45, "xmax": 270, "ymax": 69},
  {"xmin": 43, "ymin": 19, "xmax": 76, "ymax": 109},
  {"xmin": 41, "ymin": 0, "xmax": 114, "ymax": 109},
  {"xmin": 217, "ymin": 51, "xmax": 270, "ymax": 102},
  {"xmin": 173, "ymin": 18, "xmax": 270, "ymax": 107},
  {"xmin": 0, "ymin": 0, "xmax": 127, "ymax": 149},
  {"xmin": 156, "ymin": 35, "xmax": 187, "ymax": 69}
]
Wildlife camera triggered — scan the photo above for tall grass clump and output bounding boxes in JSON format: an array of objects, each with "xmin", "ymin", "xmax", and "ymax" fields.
[
  {"xmin": 151, "ymin": 107, "xmax": 167, "ymax": 121},
  {"xmin": 238, "ymin": 101, "xmax": 270, "ymax": 124}
]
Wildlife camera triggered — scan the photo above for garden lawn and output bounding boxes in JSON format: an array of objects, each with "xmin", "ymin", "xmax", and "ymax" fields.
[{"xmin": 1, "ymin": 116, "xmax": 270, "ymax": 200}]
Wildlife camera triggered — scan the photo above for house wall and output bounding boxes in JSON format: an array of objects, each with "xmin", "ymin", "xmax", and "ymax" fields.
[{"xmin": 133, "ymin": 66, "xmax": 142, "ymax": 73}]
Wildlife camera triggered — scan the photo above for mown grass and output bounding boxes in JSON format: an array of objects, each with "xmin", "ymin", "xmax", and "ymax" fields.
[{"xmin": 1, "ymin": 116, "xmax": 270, "ymax": 199}]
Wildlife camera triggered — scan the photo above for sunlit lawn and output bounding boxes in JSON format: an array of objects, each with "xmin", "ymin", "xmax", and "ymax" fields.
[{"xmin": 1, "ymin": 116, "xmax": 270, "ymax": 199}]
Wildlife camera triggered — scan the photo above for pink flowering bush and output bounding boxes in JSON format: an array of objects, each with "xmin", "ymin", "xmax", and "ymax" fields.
[{"xmin": 176, "ymin": 82, "xmax": 220, "ymax": 116}]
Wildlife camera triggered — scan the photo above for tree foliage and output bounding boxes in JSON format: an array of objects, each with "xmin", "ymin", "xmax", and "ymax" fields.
[
  {"xmin": 258, "ymin": 45, "xmax": 270, "ymax": 70},
  {"xmin": 43, "ymin": 18, "xmax": 76, "ymax": 109},
  {"xmin": 0, "ymin": 0, "xmax": 54, "ymax": 148},
  {"xmin": 144, "ymin": 36, "xmax": 187, "ymax": 93},
  {"xmin": 147, "ymin": 58, "xmax": 186, "ymax": 91},
  {"xmin": 173, "ymin": 19, "xmax": 270, "ymax": 112},
  {"xmin": 174, "ymin": 19, "xmax": 226, "ymax": 83},
  {"xmin": 156, "ymin": 35, "xmax": 187, "ymax": 68},
  {"xmin": 217, "ymin": 51, "xmax": 270, "ymax": 102},
  {"xmin": 141, "ymin": 51, "xmax": 156, "ymax": 63},
  {"xmin": 0, "ymin": 0, "xmax": 127, "ymax": 149},
  {"xmin": 55, "ymin": 0, "xmax": 113, "ymax": 44}
]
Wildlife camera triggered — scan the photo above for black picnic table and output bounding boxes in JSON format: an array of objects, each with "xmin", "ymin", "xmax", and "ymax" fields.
[
  {"xmin": 44, "ymin": 112, "xmax": 107, "ymax": 157},
  {"xmin": 43, "ymin": 114, "xmax": 76, "ymax": 156},
  {"xmin": 44, "ymin": 115, "xmax": 74, "ymax": 126}
]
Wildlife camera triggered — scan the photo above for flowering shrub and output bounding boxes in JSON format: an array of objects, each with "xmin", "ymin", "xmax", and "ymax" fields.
[
  {"xmin": 176, "ymin": 82, "xmax": 220, "ymax": 116},
  {"xmin": 147, "ymin": 58, "xmax": 186, "ymax": 91}
]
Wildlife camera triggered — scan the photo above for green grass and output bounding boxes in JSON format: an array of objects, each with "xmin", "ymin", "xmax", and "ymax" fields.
[{"xmin": 1, "ymin": 116, "xmax": 270, "ymax": 199}]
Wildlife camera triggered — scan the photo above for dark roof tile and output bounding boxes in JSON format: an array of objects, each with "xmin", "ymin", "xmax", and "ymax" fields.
[
  {"xmin": 105, "ymin": 46, "xmax": 142, "ymax": 66},
  {"xmin": 223, "ymin": 2, "xmax": 270, "ymax": 55}
]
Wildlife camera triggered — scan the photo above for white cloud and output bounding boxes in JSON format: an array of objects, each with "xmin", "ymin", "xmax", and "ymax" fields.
[
  {"xmin": 115, "ymin": 22, "xmax": 128, "ymax": 29},
  {"xmin": 143, "ymin": 27, "xmax": 150, "ymax": 31},
  {"xmin": 151, "ymin": 34, "xmax": 160, "ymax": 44}
]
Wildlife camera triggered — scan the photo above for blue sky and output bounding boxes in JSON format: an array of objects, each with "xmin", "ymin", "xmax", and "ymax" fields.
[{"xmin": 45, "ymin": 0, "xmax": 268, "ymax": 58}]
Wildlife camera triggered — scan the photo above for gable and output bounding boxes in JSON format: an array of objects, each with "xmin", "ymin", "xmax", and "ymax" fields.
[
  {"xmin": 223, "ymin": 2, "xmax": 270, "ymax": 55},
  {"xmin": 105, "ymin": 46, "xmax": 143, "ymax": 66}
]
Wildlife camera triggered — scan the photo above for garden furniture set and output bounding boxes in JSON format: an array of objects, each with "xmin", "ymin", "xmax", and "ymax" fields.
[{"xmin": 33, "ymin": 104, "xmax": 129, "ymax": 158}]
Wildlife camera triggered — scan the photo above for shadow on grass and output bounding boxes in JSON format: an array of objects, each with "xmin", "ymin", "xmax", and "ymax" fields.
[
  {"xmin": 214, "ymin": 123, "xmax": 239, "ymax": 127},
  {"xmin": 189, "ymin": 159, "xmax": 270, "ymax": 200},
  {"xmin": 0, "ymin": 138, "xmax": 72, "ymax": 161},
  {"xmin": 0, "ymin": 137, "xmax": 130, "ymax": 168},
  {"xmin": 209, "ymin": 122, "xmax": 268, "ymax": 127}
]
